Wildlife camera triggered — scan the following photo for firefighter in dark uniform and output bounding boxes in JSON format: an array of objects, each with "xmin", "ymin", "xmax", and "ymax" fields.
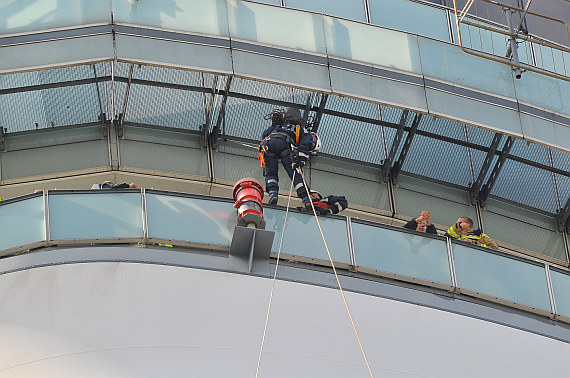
[
  {"xmin": 300, "ymin": 190, "xmax": 348, "ymax": 215},
  {"xmin": 259, "ymin": 108, "xmax": 321, "ymax": 206}
]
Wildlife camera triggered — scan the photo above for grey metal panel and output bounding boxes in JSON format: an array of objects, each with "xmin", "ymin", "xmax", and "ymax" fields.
[
  {"xmin": 119, "ymin": 139, "xmax": 209, "ymax": 177},
  {"xmin": 306, "ymin": 158, "xmax": 391, "ymax": 212},
  {"xmin": 1, "ymin": 140, "xmax": 109, "ymax": 180},
  {"xmin": 393, "ymin": 175, "xmax": 476, "ymax": 228},
  {"xmin": 231, "ymin": 49, "xmax": 332, "ymax": 92},
  {"xmin": 115, "ymin": 35, "xmax": 234, "ymax": 75},
  {"xmin": 0, "ymin": 35, "xmax": 113, "ymax": 74},
  {"xmin": 482, "ymin": 199, "xmax": 566, "ymax": 261},
  {"xmin": 1, "ymin": 248, "xmax": 570, "ymax": 378}
]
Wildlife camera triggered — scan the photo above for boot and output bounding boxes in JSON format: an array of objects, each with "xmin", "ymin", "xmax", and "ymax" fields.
[{"xmin": 269, "ymin": 191, "xmax": 278, "ymax": 204}]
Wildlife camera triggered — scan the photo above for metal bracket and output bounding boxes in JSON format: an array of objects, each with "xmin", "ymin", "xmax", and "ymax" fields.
[
  {"xmin": 210, "ymin": 76, "xmax": 232, "ymax": 151},
  {"xmin": 469, "ymin": 132, "xmax": 502, "ymax": 205},
  {"xmin": 382, "ymin": 110, "xmax": 408, "ymax": 183},
  {"xmin": 479, "ymin": 136, "xmax": 515, "ymax": 207},
  {"xmin": 556, "ymin": 196, "xmax": 570, "ymax": 233},
  {"xmin": 391, "ymin": 113, "xmax": 421, "ymax": 185},
  {"xmin": 311, "ymin": 94, "xmax": 328, "ymax": 133},
  {"xmin": 99, "ymin": 113, "xmax": 109, "ymax": 138},
  {"xmin": 116, "ymin": 113, "xmax": 124, "ymax": 138},
  {"xmin": 0, "ymin": 126, "xmax": 6, "ymax": 151},
  {"xmin": 229, "ymin": 225, "xmax": 275, "ymax": 273},
  {"xmin": 301, "ymin": 93, "xmax": 313, "ymax": 129}
]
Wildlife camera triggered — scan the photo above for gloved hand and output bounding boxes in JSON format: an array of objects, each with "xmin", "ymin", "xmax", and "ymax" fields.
[
  {"xmin": 317, "ymin": 207, "xmax": 330, "ymax": 216},
  {"xmin": 292, "ymin": 159, "xmax": 305, "ymax": 170}
]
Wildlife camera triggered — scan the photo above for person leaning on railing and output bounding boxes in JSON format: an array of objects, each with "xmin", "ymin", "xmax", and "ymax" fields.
[
  {"xmin": 91, "ymin": 181, "xmax": 139, "ymax": 189},
  {"xmin": 446, "ymin": 216, "xmax": 498, "ymax": 250},
  {"xmin": 404, "ymin": 211, "xmax": 437, "ymax": 234}
]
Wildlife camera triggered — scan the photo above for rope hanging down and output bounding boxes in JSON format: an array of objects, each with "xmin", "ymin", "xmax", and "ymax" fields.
[
  {"xmin": 298, "ymin": 167, "xmax": 375, "ymax": 378},
  {"xmin": 255, "ymin": 174, "xmax": 296, "ymax": 378}
]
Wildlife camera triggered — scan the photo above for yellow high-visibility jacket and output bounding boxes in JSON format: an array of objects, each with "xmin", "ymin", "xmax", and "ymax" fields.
[{"xmin": 446, "ymin": 223, "xmax": 498, "ymax": 250}]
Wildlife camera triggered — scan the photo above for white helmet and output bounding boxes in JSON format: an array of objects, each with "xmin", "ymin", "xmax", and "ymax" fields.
[{"xmin": 310, "ymin": 132, "xmax": 321, "ymax": 154}]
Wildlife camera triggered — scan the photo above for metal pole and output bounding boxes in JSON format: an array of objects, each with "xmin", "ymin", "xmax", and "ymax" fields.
[{"xmin": 505, "ymin": 8, "xmax": 523, "ymax": 79}]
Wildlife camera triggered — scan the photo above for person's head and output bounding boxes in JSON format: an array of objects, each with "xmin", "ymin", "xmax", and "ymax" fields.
[
  {"xmin": 284, "ymin": 107, "xmax": 302, "ymax": 125},
  {"xmin": 309, "ymin": 190, "xmax": 322, "ymax": 200},
  {"xmin": 457, "ymin": 216, "xmax": 474, "ymax": 229}
]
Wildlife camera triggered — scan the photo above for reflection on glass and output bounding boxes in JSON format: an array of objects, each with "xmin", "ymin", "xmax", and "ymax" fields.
[
  {"xmin": 324, "ymin": 16, "xmax": 422, "ymax": 73},
  {"xmin": 146, "ymin": 193, "xmax": 237, "ymax": 246},
  {"xmin": 227, "ymin": 2, "xmax": 327, "ymax": 54},
  {"xmin": 0, "ymin": 197, "xmax": 45, "ymax": 251},
  {"xmin": 453, "ymin": 243, "xmax": 551, "ymax": 311},
  {"xmin": 286, "ymin": 0, "xmax": 366, "ymax": 23},
  {"xmin": 352, "ymin": 222, "xmax": 451, "ymax": 285},
  {"xmin": 112, "ymin": 0, "xmax": 229, "ymax": 36},
  {"xmin": 369, "ymin": 0, "xmax": 449, "ymax": 42},
  {"xmin": 49, "ymin": 192, "xmax": 143, "ymax": 240},
  {"xmin": 0, "ymin": 0, "xmax": 110, "ymax": 34},
  {"xmin": 264, "ymin": 208, "xmax": 351, "ymax": 264},
  {"xmin": 550, "ymin": 269, "xmax": 570, "ymax": 318}
]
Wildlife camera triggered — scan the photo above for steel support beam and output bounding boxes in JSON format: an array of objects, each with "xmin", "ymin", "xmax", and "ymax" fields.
[
  {"xmin": 0, "ymin": 126, "xmax": 6, "ymax": 151},
  {"xmin": 117, "ymin": 64, "xmax": 135, "ymax": 138},
  {"xmin": 557, "ymin": 196, "xmax": 570, "ymax": 232},
  {"xmin": 469, "ymin": 132, "xmax": 503, "ymax": 205},
  {"xmin": 390, "ymin": 113, "xmax": 421, "ymax": 185},
  {"xmin": 301, "ymin": 93, "xmax": 313, "ymax": 128},
  {"xmin": 311, "ymin": 94, "xmax": 328, "ymax": 133},
  {"xmin": 382, "ymin": 110, "xmax": 408, "ymax": 183},
  {"xmin": 210, "ymin": 76, "xmax": 232, "ymax": 150},
  {"xmin": 479, "ymin": 136, "xmax": 515, "ymax": 207}
]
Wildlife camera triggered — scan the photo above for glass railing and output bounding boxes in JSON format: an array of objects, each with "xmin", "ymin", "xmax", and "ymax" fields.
[{"xmin": 0, "ymin": 189, "xmax": 565, "ymax": 321}]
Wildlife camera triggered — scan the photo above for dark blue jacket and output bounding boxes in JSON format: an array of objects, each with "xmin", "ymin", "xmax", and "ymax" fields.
[{"xmin": 262, "ymin": 122, "xmax": 313, "ymax": 163}]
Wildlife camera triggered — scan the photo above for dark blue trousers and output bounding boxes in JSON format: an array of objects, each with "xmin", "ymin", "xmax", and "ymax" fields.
[{"xmin": 264, "ymin": 138, "xmax": 309, "ymax": 199}]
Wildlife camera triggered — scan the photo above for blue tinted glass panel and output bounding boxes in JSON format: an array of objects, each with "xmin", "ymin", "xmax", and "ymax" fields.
[
  {"xmin": 113, "ymin": 0, "xmax": 229, "ymax": 36},
  {"xmin": 286, "ymin": 0, "xmax": 366, "ymax": 22},
  {"xmin": 325, "ymin": 17, "xmax": 422, "ymax": 73},
  {"xmin": 369, "ymin": 0, "xmax": 449, "ymax": 41},
  {"xmin": 352, "ymin": 222, "xmax": 451, "ymax": 285},
  {"xmin": 453, "ymin": 243, "xmax": 551, "ymax": 311},
  {"xmin": 0, "ymin": 197, "xmax": 45, "ymax": 252},
  {"xmin": 49, "ymin": 192, "xmax": 143, "ymax": 240},
  {"xmin": 550, "ymin": 270, "xmax": 570, "ymax": 318},
  {"xmin": 0, "ymin": 0, "xmax": 110, "ymax": 34},
  {"xmin": 146, "ymin": 193, "xmax": 237, "ymax": 247},
  {"xmin": 418, "ymin": 37, "xmax": 516, "ymax": 98},
  {"xmin": 264, "ymin": 208, "xmax": 351, "ymax": 264},
  {"xmin": 227, "ymin": 2, "xmax": 326, "ymax": 54},
  {"xmin": 514, "ymin": 71, "xmax": 570, "ymax": 117}
]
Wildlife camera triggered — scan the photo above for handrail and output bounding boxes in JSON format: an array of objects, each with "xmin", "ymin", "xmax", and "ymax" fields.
[{"xmin": 452, "ymin": 0, "xmax": 570, "ymax": 82}]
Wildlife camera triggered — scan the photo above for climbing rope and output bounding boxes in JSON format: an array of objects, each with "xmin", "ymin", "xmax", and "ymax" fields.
[
  {"xmin": 298, "ymin": 168, "xmax": 375, "ymax": 378},
  {"xmin": 255, "ymin": 172, "xmax": 296, "ymax": 378}
]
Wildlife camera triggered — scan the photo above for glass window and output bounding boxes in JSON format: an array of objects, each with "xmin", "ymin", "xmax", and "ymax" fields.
[
  {"xmin": 0, "ymin": 0, "xmax": 110, "ymax": 35},
  {"xmin": 264, "ymin": 208, "xmax": 351, "ymax": 264},
  {"xmin": 0, "ymin": 196, "xmax": 45, "ymax": 253},
  {"xmin": 550, "ymin": 269, "xmax": 570, "ymax": 319},
  {"xmin": 112, "ymin": 0, "xmax": 229, "ymax": 36},
  {"xmin": 285, "ymin": 0, "xmax": 366, "ymax": 23},
  {"xmin": 453, "ymin": 243, "xmax": 551, "ymax": 311},
  {"xmin": 352, "ymin": 221, "xmax": 452, "ymax": 285},
  {"xmin": 49, "ymin": 192, "xmax": 144, "ymax": 240},
  {"xmin": 145, "ymin": 193, "xmax": 237, "ymax": 247},
  {"xmin": 369, "ymin": 0, "xmax": 450, "ymax": 42}
]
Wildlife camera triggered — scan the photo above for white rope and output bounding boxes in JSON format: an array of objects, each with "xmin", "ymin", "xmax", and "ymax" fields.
[
  {"xmin": 298, "ymin": 168, "xmax": 375, "ymax": 378},
  {"xmin": 255, "ymin": 172, "xmax": 296, "ymax": 378}
]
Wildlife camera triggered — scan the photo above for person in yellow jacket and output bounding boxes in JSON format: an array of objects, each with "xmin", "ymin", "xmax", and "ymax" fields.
[{"xmin": 446, "ymin": 216, "xmax": 498, "ymax": 250}]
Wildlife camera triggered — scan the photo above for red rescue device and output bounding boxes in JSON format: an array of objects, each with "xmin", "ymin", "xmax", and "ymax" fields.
[{"xmin": 233, "ymin": 178, "xmax": 266, "ymax": 229}]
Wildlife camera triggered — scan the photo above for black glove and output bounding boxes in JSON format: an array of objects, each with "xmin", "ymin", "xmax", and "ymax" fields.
[
  {"xmin": 292, "ymin": 159, "xmax": 305, "ymax": 170},
  {"xmin": 317, "ymin": 207, "xmax": 330, "ymax": 216}
]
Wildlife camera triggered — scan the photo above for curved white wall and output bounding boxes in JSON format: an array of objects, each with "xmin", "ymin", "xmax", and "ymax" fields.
[{"xmin": 0, "ymin": 257, "xmax": 568, "ymax": 377}]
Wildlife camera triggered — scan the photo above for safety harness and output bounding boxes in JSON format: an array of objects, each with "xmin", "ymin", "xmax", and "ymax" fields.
[{"xmin": 258, "ymin": 124, "xmax": 301, "ymax": 167}]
